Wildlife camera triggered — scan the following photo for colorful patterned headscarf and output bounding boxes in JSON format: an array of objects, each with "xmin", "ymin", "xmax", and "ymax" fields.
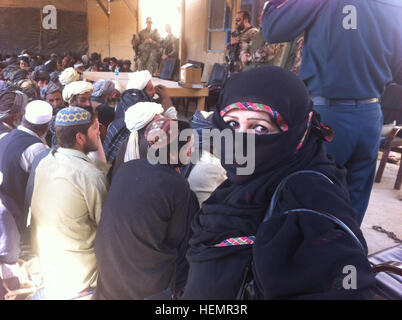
[
  {"xmin": 213, "ymin": 66, "xmax": 334, "ymax": 183},
  {"xmin": 220, "ymin": 101, "xmax": 288, "ymax": 132}
]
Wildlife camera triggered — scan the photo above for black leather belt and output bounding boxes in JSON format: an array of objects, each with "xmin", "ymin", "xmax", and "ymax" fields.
[{"xmin": 312, "ymin": 96, "xmax": 379, "ymax": 106}]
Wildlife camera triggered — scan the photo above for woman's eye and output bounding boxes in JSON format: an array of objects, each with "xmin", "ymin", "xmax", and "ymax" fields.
[
  {"xmin": 253, "ymin": 125, "xmax": 270, "ymax": 135},
  {"xmin": 226, "ymin": 120, "xmax": 239, "ymax": 129}
]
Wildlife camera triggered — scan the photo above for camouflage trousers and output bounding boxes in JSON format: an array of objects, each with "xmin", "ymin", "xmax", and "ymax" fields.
[{"xmin": 137, "ymin": 49, "xmax": 160, "ymax": 76}]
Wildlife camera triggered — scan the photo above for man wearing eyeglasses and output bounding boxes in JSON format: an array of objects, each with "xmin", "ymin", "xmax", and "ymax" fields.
[
  {"xmin": 134, "ymin": 17, "xmax": 162, "ymax": 76},
  {"xmin": 225, "ymin": 11, "xmax": 258, "ymax": 74}
]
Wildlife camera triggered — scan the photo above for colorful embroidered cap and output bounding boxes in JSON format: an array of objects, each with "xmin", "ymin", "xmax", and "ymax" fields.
[
  {"xmin": 55, "ymin": 106, "xmax": 92, "ymax": 127},
  {"xmin": 220, "ymin": 102, "xmax": 289, "ymax": 132}
]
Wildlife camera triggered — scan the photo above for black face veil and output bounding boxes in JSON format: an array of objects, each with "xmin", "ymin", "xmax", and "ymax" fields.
[{"xmin": 213, "ymin": 66, "xmax": 321, "ymax": 184}]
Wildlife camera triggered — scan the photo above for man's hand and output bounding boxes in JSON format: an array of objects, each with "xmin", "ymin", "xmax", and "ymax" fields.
[
  {"xmin": 145, "ymin": 38, "xmax": 153, "ymax": 44},
  {"xmin": 155, "ymin": 85, "xmax": 173, "ymax": 109},
  {"xmin": 155, "ymin": 84, "xmax": 169, "ymax": 98},
  {"xmin": 162, "ymin": 54, "xmax": 168, "ymax": 60},
  {"xmin": 241, "ymin": 53, "xmax": 251, "ymax": 65}
]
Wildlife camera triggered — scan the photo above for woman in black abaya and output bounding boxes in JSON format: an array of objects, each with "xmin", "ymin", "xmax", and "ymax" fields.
[{"xmin": 182, "ymin": 66, "xmax": 376, "ymax": 300}]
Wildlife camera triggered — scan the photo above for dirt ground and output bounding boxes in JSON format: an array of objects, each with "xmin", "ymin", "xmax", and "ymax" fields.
[{"xmin": 362, "ymin": 160, "xmax": 402, "ymax": 255}]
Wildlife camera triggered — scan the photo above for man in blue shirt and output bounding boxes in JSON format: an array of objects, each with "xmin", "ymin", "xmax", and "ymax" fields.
[{"xmin": 263, "ymin": 0, "xmax": 402, "ymax": 225}]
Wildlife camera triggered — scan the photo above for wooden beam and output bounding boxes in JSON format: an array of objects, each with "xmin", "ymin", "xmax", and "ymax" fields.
[
  {"xmin": 226, "ymin": 0, "xmax": 233, "ymax": 12},
  {"xmin": 179, "ymin": 0, "xmax": 186, "ymax": 64},
  {"xmin": 0, "ymin": 0, "xmax": 87, "ymax": 12},
  {"xmin": 96, "ymin": 0, "xmax": 109, "ymax": 18},
  {"xmin": 122, "ymin": 0, "xmax": 138, "ymax": 19}
]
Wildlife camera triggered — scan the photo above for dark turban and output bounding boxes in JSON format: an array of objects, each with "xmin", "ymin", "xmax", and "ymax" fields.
[{"xmin": 0, "ymin": 90, "xmax": 27, "ymax": 120}]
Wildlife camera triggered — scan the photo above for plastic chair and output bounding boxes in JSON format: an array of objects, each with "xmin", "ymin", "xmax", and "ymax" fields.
[
  {"xmin": 368, "ymin": 244, "xmax": 402, "ymax": 300},
  {"xmin": 381, "ymin": 83, "xmax": 402, "ymax": 126},
  {"xmin": 375, "ymin": 83, "xmax": 402, "ymax": 189},
  {"xmin": 375, "ymin": 125, "xmax": 402, "ymax": 190},
  {"xmin": 159, "ymin": 58, "xmax": 179, "ymax": 81},
  {"xmin": 206, "ymin": 63, "xmax": 228, "ymax": 111}
]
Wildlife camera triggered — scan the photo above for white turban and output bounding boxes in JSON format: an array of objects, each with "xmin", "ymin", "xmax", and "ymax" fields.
[
  {"xmin": 81, "ymin": 55, "xmax": 89, "ymax": 65},
  {"xmin": 113, "ymin": 80, "xmax": 126, "ymax": 94},
  {"xmin": 59, "ymin": 67, "xmax": 81, "ymax": 86},
  {"xmin": 92, "ymin": 79, "xmax": 115, "ymax": 97},
  {"xmin": 74, "ymin": 62, "xmax": 84, "ymax": 69},
  {"xmin": 62, "ymin": 81, "xmax": 94, "ymax": 103},
  {"xmin": 124, "ymin": 102, "xmax": 164, "ymax": 162},
  {"xmin": 126, "ymin": 70, "xmax": 152, "ymax": 91}
]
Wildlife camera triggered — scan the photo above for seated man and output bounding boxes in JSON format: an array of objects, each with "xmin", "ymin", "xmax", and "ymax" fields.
[
  {"xmin": 0, "ymin": 101, "xmax": 52, "ymax": 299},
  {"xmin": 42, "ymin": 82, "xmax": 67, "ymax": 146},
  {"xmin": 0, "ymin": 194, "xmax": 22, "ymax": 300},
  {"xmin": 91, "ymin": 79, "xmax": 116, "ymax": 130},
  {"xmin": 94, "ymin": 118, "xmax": 199, "ymax": 300},
  {"xmin": 30, "ymin": 107, "xmax": 110, "ymax": 299},
  {"xmin": 120, "ymin": 60, "xmax": 133, "ymax": 73},
  {"xmin": 58, "ymin": 67, "xmax": 81, "ymax": 87},
  {"xmin": 31, "ymin": 70, "xmax": 50, "ymax": 90},
  {"xmin": 103, "ymin": 70, "xmax": 176, "ymax": 166},
  {"xmin": 0, "ymin": 100, "xmax": 52, "ymax": 233},
  {"xmin": 62, "ymin": 80, "xmax": 94, "ymax": 114},
  {"xmin": 0, "ymin": 90, "xmax": 27, "ymax": 139}
]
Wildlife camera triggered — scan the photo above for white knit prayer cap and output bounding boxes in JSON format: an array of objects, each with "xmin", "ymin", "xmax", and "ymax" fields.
[{"xmin": 24, "ymin": 100, "xmax": 53, "ymax": 124}]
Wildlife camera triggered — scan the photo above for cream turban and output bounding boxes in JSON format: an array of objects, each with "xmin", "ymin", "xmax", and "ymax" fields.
[
  {"xmin": 62, "ymin": 81, "xmax": 94, "ymax": 103},
  {"xmin": 126, "ymin": 70, "xmax": 152, "ymax": 91},
  {"xmin": 59, "ymin": 67, "xmax": 81, "ymax": 86},
  {"xmin": 124, "ymin": 102, "xmax": 164, "ymax": 162}
]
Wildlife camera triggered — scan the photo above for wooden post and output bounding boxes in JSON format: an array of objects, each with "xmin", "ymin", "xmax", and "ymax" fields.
[
  {"xmin": 179, "ymin": 0, "xmax": 185, "ymax": 65},
  {"xmin": 96, "ymin": 0, "xmax": 109, "ymax": 18},
  {"xmin": 226, "ymin": 0, "xmax": 233, "ymax": 12},
  {"xmin": 39, "ymin": 8, "xmax": 43, "ymax": 54},
  {"xmin": 232, "ymin": 0, "xmax": 242, "ymax": 30}
]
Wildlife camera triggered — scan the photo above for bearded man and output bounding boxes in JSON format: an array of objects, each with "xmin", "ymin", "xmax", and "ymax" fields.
[{"xmin": 30, "ymin": 107, "xmax": 110, "ymax": 299}]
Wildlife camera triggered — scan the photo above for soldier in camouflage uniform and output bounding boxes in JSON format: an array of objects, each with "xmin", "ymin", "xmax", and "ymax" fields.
[
  {"xmin": 225, "ymin": 11, "xmax": 259, "ymax": 74},
  {"xmin": 161, "ymin": 24, "xmax": 179, "ymax": 60},
  {"xmin": 281, "ymin": 34, "xmax": 304, "ymax": 75},
  {"xmin": 132, "ymin": 17, "xmax": 162, "ymax": 76},
  {"xmin": 160, "ymin": 24, "xmax": 180, "ymax": 80},
  {"xmin": 241, "ymin": 30, "xmax": 286, "ymax": 72},
  {"xmin": 241, "ymin": 7, "xmax": 303, "ymax": 75}
]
